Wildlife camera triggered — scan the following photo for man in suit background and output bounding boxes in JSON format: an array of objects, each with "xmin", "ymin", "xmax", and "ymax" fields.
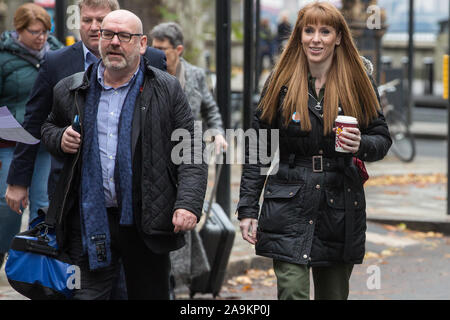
[{"xmin": 5, "ymin": 0, "xmax": 166, "ymax": 208}]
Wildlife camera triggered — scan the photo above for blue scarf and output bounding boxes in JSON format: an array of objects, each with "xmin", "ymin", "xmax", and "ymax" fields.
[{"xmin": 80, "ymin": 60, "xmax": 144, "ymax": 270}]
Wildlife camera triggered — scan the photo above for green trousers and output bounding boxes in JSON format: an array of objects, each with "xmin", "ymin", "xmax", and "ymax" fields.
[{"xmin": 273, "ymin": 260, "xmax": 354, "ymax": 300}]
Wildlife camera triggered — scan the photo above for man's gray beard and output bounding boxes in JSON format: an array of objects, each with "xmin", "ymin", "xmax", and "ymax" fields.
[
  {"xmin": 102, "ymin": 51, "xmax": 140, "ymax": 71},
  {"xmin": 103, "ymin": 55, "xmax": 127, "ymax": 70}
]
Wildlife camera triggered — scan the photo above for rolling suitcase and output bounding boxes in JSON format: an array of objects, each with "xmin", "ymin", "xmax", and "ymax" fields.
[{"xmin": 189, "ymin": 161, "xmax": 236, "ymax": 298}]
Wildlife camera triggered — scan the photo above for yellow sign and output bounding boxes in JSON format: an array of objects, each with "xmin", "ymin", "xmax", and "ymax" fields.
[
  {"xmin": 443, "ymin": 55, "xmax": 449, "ymax": 100},
  {"xmin": 65, "ymin": 36, "xmax": 76, "ymax": 47}
]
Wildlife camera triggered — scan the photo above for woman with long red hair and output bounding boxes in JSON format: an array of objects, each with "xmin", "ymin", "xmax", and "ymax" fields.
[{"xmin": 237, "ymin": 2, "xmax": 392, "ymax": 300}]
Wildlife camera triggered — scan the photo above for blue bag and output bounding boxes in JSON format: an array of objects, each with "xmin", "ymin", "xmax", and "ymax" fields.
[{"xmin": 5, "ymin": 209, "xmax": 76, "ymax": 300}]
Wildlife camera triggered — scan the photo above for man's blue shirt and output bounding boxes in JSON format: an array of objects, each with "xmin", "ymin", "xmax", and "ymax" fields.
[{"xmin": 96, "ymin": 63, "xmax": 138, "ymax": 208}]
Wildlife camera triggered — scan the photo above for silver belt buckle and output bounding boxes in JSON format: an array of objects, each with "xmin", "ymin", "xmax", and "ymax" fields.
[{"xmin": 312, "ymin": 155, "xmax": 323, "ymax": 173}]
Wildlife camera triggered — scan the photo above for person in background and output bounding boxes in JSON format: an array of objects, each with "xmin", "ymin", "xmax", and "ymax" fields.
[
  {"xmin": 150, "ymin": 21, "xmax": 228, "ymax": 298},
  {"xmin": 150, "ymin": 22, "xmax": 227, "ymax": 155},
  {"xmin": 277, "ymin": 12, "xmax": 292, "ymax": 54},
  {"xmin": 257, "ymin": 18, "xmax": 275, "ymax": 90},
  {"xmin": 237, "ymin": 2, "xmax": 391, "ymax": 300},
  {"xmin": 0, "ymin": 2, "xmax": 63, "ymax": 269}
]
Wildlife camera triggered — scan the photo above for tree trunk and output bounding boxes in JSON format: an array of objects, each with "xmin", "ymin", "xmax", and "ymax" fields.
[{"xmin": 164, "ymin": 0, "xmax": 210, "ymax": 66}]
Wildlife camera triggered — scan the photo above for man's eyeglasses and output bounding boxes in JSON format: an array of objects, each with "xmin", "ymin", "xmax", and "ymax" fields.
[
  {"xmin": 100, "ymin": 29, "xmax": 143, "ymax": 42},
  {"xmin": 26, "ymin": 29, "xmax": 49, "ymax": 37}
]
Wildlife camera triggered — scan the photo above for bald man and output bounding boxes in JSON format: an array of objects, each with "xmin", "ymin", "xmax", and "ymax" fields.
[{"xmin": 41, "ymin": 10, "xmax": 207, "ymax": 300}]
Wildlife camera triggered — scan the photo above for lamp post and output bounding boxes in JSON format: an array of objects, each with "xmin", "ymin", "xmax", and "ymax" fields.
[
  {"xmin": 254, "ymin": 0, "xmax": 261, "ymax": 93},
  {"xmin": 243, "ymin": 0, "xmax": 255, "ymax": 131},
  {"xmin": 215, "ymin": 0, "xmax": 231, "ymax": 217},
  {"xmin": 55, "ymin": 0, "xmax": 66, "ymax": 43},
  {"xmin": 407, "ymin": 0, "xmax": 414, "ymax": 126}
]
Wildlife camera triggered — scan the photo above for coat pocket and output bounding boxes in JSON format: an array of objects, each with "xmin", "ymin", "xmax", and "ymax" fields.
[
  {"xmin": 324, "ymin": 188, "xmax": 365, "ymax": 211},
  {"xmin": 258, "ymin": 183, "xmax": 305, "ymax": 234},
  {"xmin": 317, "ymin": 188, "xmax": 366, "ymax": 243}
]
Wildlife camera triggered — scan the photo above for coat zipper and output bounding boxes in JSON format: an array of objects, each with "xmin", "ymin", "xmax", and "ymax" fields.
[{"xmin": 58, "ymin": 90, "xmax": 83, "ymax": 224}]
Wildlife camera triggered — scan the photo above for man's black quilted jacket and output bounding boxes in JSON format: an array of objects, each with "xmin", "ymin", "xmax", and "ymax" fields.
[{"xmin": 41, "ymin": 59, "xmax": 208, "ymax": 253}]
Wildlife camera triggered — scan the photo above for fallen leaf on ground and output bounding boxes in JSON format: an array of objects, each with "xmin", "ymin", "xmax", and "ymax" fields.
[
  {"xmin": 235, "ymin": 276, "xmax": 252, "ymax": 285},
  {"xmin": 382, "ymin": 225, "xmax": 399, "ymax": 232},
  {"xmin": 410, "ymin": 231, "xmax": 444, "ymax": 239},
  {"xmin": 227, "ymin": 279, "xmax": 238, "ymax": 286},
  {"xmin": 365, "ymin": 173, "xmax": 447, "ymax": 187},
  {"xmin": 414, "ymin": 183, "xmax": 427, "ymax": 188},
  {"xmin": 383, "ymin": 190, "xmax": 403, "ymax": 195},
  {"xmin": 380, "ymin": 249, "xmax": 394, "ymax": 257},
  {"xmin": 241, "ymin": 284, "xmax": 253, "ymax": 292},
  {"xmin": 397, "ymin": 223, "xmax": 407, "ymax": 231},
  {"xmin": 365, "ymin": 251, "xmax": 381, "ymax": 259},
  {"xmin": 426, "ymin": 231, "xmax": 443, "ymax": 238},
  {"xmin": 261, "ymin": 278, "xmax": 276, "ymax": 287},
  {"xmin": 246, "ymin": 269, "xmax": 269, "ymax": 279}
]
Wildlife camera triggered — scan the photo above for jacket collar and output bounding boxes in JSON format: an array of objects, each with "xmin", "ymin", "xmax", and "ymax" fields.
[{"xmin": 69, "ymin": 56, "xmax": 156, "ymax": 92}]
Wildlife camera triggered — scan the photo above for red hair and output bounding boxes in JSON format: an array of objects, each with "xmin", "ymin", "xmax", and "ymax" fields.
[{"xmin": 259, "ymin": 1, "xmax": 380, "ymax": 134}]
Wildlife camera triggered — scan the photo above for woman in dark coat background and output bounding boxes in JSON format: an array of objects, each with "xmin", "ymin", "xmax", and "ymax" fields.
[
  {"xmin": 237, "ymin": 2, "xmax": 391, "ymax": 300},
  {"xmin": 0, "ymin": 3, "xmax": 62, "ymax": 269}
]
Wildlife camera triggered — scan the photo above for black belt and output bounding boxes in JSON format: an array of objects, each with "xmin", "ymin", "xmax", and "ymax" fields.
[
  {"xmin": 280, "ymin": 154, "xmax": 352, "ymax": 172},
  {"xmin": 107, "ymin": 207, "xmax": 119, "ymax": 215}
]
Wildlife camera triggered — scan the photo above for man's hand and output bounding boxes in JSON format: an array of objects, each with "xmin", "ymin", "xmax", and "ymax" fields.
[
  {"xmin": 5, "ymin": 184, "xmax": 28, "ymax": 214},
  {"xmin": 172, "ymin": 209, "xmax": 198, "ymax": 233},
  {"xmin": 61, "ymin": 126, "xmax": 81, "ymax": 154},
  {"xmin": 239, "ymin": 218, "xmax": 258, "ymax": 245},
  {"xmin": 214, "ymin": 134, "xmax": 228, "ymax": 155}
]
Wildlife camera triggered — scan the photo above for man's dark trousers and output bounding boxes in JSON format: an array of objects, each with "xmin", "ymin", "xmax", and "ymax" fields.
[{"xmin": 67, "ymin": 207, "xmax": 170, "ymax": 300}]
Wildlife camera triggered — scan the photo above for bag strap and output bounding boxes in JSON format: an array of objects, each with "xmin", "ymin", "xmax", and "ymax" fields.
[
  {"xmin": 42, "ymin": 205, "xmax": 57, "ymax": 227},
  {"xmin": 11, "ymin": 50, "xmax": 41, "ymax": 68}
]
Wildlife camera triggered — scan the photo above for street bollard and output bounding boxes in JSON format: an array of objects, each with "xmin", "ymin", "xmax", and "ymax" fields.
[
  {"xmin": 381, "ymin": 56, "xmax": 392, "ymax": 70},
  {"xmin": 423, "ymin": 57, "xmax": 434, "ymax": 95},
  {"xmin": 401, "ymin": 56, "xmax": 409, "ymax": 92}
]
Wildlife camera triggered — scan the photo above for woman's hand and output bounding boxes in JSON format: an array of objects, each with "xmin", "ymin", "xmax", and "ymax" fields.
[
  {"xmin": 338, "ymin": 127, "xmax": 361, "ymax": 154},
  {"xmin": 239, "ymin": 218, "xmax": 258, "ymax": 245}
]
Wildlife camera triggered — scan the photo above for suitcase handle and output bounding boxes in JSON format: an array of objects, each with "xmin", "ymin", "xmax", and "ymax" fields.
[{"xmin": 205, "ymin": 152, "xmax": 224, "ymax": 222}]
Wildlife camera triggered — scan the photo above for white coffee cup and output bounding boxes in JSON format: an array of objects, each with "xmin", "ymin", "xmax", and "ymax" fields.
[{"xmin": 335, "ymin": 115, "xmax": 358, "ymax": 153}]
